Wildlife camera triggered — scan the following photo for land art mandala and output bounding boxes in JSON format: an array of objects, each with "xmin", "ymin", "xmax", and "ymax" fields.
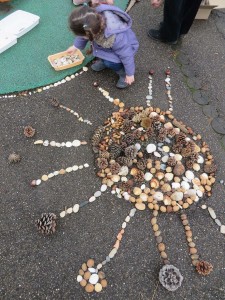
[{"xmin": 34, "ymin": 69, "xmax": 220, "ymax": 294}]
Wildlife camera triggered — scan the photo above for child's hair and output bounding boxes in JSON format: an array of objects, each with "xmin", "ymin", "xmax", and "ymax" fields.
[{"xmin": 69, "ymin": 6, "xmax": 104, "ymax": 41}]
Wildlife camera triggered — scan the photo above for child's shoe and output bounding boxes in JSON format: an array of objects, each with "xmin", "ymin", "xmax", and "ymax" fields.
[
  {"xmin": 116, "ymin": 69, "xmax": 128, "ymax": 89},
  {"xmin": 91, "ymin": 59, "xmax": 106, "ymax": 71}
]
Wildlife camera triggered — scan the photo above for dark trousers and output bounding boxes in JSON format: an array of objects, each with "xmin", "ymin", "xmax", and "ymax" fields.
[{"xmin": 160, "ymin": 0, "xmax": 202, "ymax": 42}]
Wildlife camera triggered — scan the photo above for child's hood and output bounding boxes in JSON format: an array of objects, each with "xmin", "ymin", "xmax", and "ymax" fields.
[{"xmin": 95, "ymin": 4, "xmax": 132, "ymax": 37}]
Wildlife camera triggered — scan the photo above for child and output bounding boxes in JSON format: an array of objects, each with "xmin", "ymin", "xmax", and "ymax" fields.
[{"xmin": 67, "ymin": 4, "xmax": 139, "ymax": 88}]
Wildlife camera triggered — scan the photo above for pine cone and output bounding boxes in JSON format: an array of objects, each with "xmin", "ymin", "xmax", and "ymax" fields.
[
  {"xmin": 8, "ymin": 152, "xmax": 21, "ymax": 163},
  {"xmin": 133, "ymin": 170, "xmax": 145, "ymax": 182},
  {"xmin": 152, "ymin": 121, "xmax": 162, "ymax": 131},
  {"xmin": 133, "ymin": 129, "xmax": 142, "ymax": 139},
  {"xmin": 196, "ymin": 260, "xmax": 213, "ymax": 276},
  {"xmin": 99, "ymin": 150, "xmax": 110, "ymax": 159},
  {"xmin": 97, "ymin": 158, "xmax": 108, "ymax": 169},
  {"xmin": 24, "ymin": 125, "xmax": 36, "ymax": 138},
  {"xmin": 167, "ymin": 128, "xmax": 176, "ymax": 138},
  {"xmin": 110, "ymin": 162, "xmax": 121, "ymax": 175},
  {"xmin": 119, "ymin": 181, "xmax": 133, "ymax": 192},
  {"xmin": 50, "ymin": 97, "xmax": 60, "ymax": 107},
  {"xmin": 123, "ymin": 133, "xmax": 134, "ymax": 145},
  {"xmin": 136, "ymin": 158, "xmax": 147, "ymax": 170},
  {"xmin": 159, "ymin": 265, "xmax": 183, "ymax": 291},
  {"xmin": 146, "ymin": 127, "xmax": 154, "ymax": 138},
  {"xmin": 204, "ymin": 163, "xmax": 217, "ymax": 174},
  {"xmin": 167, "ymin": 157, "xmax": 176, "ymax": 167},
  {"xmin": 123, "ymin": 120, "xmax": 133, "ymax": 133},
  {"xmin": 110, "ymin": 144, "xmax": 122, "ymax": 159},
  {"xmin": 172, "ymin": 143, "xmax": 183, "ymax": 154},
  {"xmin": 186, "ymin": 160, "xmax": 194, "ymax": 169},
  {"xmin": 91, "ymin": 126, "xmax": 104, "ymax": 146},
  {"xmin": 116, "ymin": 156, "xmax": 133, "ymax": 167},
  {"xmin": 125, "ymin": 145, "xmax": 138, "ymax": 159},
  {"xmin": 35, "ymin": 213, "xmax": 57, "ymax": 235},
  {"xmin": 181, "ymin": 147, "xmax": 192, "ymax": 157},
  {"xmin": 176, "ymin": 132, "xmax": 187, "ymax": 145},
  {"xmin": 190, "ymin": 152, "xmax": 199, "ymax": 162},
  {"xmin": 157, "ymin": 128, "xmax": 168, "ymax": 142}
]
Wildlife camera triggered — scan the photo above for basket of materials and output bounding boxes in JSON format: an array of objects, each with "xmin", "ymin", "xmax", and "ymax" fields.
[{"xmin": 48, "ymin": 49, "xmax": 85, "ymax": 71}]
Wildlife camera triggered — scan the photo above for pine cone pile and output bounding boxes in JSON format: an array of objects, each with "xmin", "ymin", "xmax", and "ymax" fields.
[
  {"xmin": 35, "ymin": 213, "xmax": 57, "ymax": 235},
  {"xmin": 159, "ymin": 264, "xmax": 183, "ymax": 291},
  {"xmin": 24, "ymin": 125, "xmax": 36, "ymax": 138},
  {"xmin": 196, "ymin": 260, "xmax": 213, "ymax": 276}
]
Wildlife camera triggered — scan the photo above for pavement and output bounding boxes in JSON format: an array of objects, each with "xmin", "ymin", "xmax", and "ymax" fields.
[{"xmin": 0, "ymin": 2, "xmax": 225, "ymax": 300}]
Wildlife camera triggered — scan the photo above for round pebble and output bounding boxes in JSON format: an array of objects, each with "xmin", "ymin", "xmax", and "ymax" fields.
[
  {"xmin": 87, "ymin": 259, "xmax": 95, "ymax": 268},
  {"xmin": 101, "ymin": 279, "xmax": 108, "ymax": 288},
  {"xmin": 80, "ymin": 279, "xmax": 87, "ymax": 287},
  {"xmin": 95, "ymin": 283, "xmax": 103, "ymax": 292},
  {"xmin": 85, "ymin": 284, "xmax": 94, "ymax": 293},
  {"xmin": 89, "ymin": 273, "xmax": 99, "ymax": 285}
]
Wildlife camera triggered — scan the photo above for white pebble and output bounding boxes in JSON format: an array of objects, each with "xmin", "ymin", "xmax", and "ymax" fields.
[
  {"xmin": 78, "ymin": 165, "xmax": 83, "ymax": 169},
  {"xmin": 89, "ymin": 196, "xmax": 96, "ymax": 203},
  {"xmin": 89, "ymin": 274, "xmax": 99, "ymax": 285},
  {"xmin": 66, "ymin": 142, "xmax": 72, "ymax": 147},
  {"xmin": 72, "ymin": 140, "xmax": 81, "ymax": 147},
  {"xmin": 36, "ymin": 179, "xmax": 41, "ymax": 185},
  {"xmin": 100, "ymin": 184, "xmax": 107, "ymax": 192},
  {"xmin": 84, "ymin": 163, "xmax": 89, "ymax": 168},
  {"xmin": 122, "ymin": 222, "xmax": 127, "ymax": 229},
  {"xmin": 72, "ymin": 165, "xmax": 78, "ymax": 171},
  {"xmin": 60, "ymin": 211, "xmax": 66, "ymax": 218},
  {"xmin": 67, "ymin": 207, "xmax": 73, "ymax": 214},
  {"xmin": 73, "ymin": 204, "xmax": 79, "ymax": 213},
  {"xmin": 94, "ymin": 191, "xmax": 101, "ymax": 197},
  {"xmin": 77, "ymin": 275, "xmax": 83, "ymax": 282}
]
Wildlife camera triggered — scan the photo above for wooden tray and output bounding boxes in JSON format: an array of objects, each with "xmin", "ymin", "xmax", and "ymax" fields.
[{"xmin": 48, "ymin": 49, "xmax": 85, "ymax": 71}]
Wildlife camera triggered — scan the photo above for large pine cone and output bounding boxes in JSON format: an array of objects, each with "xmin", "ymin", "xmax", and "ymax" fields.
[
  {"xmin": 196, "ymin": 260, "xmax": 213, "ymax": 276},
  {"xmin": 35, "ymin": 213, "xmax": 57, "ymax": 235}
]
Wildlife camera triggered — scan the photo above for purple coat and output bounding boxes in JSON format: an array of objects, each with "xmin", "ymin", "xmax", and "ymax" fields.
[{"xmin": 73, "ymin": 4, "xmax": 139, "ymax": 76}]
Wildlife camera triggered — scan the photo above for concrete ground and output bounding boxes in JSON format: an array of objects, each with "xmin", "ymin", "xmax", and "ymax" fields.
[{"xmin": 0, "ymin": 1, "xmax": 225, "ymax": 300}]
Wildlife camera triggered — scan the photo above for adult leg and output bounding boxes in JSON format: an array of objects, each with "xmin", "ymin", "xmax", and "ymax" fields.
[{"xmin": 180, "ymin": 0, "xmax": 202, "ymax": 35}]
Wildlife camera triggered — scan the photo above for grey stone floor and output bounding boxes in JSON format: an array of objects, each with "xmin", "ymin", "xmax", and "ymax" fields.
[{"xmin": 0, "ymin": 2, "xmax": 225, "ymax": 300}]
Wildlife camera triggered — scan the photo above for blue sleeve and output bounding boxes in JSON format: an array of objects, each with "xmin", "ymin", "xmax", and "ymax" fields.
[
  {"xmin": 74, "ymin": 37, "xmax": 89, "ymax": 50},
  {"xmin": 112, "ymin": 33, "xmax": 136, "ymax": 76}
]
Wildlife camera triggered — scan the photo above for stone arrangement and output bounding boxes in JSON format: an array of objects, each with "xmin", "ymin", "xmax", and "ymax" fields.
[{"xmin": 32, "ymin": 69, "xmax": 225, "ymax": 294}]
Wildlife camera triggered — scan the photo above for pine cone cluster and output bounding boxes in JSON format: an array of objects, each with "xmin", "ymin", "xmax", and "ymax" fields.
[
  {"xmin": 97, "ymin": 157, "xmax": 108, "ymax": 169},
  {"xmin": 110, "ymin": 162, "xmax": 121, "ymax": 175},
  {"xmin": 24, "ymin": 125, "xmax": 36, "ymax": 138},
  {"xmin": 196, "ymin": 260, "xmax": 213, "ymax": 276},
  {"xmin": 125, "ymin": 145, "xmax": 138, "ymax": 159},
  {"xmin": 35, "ymin": 213, "xmax": 57, "ymax": 235},
  {"xmin": 133, "ymin": 129, "xmax": 142, "ymax": 139},
  {"xmin": 50, "ymin": 97, "xmax": 60, "ymax": 107},
  {"xmin": 122, "ymin": 120, "xmax": 133, "ymax": 133},
  {"xmin": 176, "ymin": 132, "xmax": 187, "ymax": 145},
  {"xmin": 157, "ymin": 128, "xmax": 168, "ymax": 142}
]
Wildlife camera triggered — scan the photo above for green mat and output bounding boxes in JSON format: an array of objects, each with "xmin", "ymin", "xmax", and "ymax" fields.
[{"xmin": 0, "ymin": 0, "xmax": 129, "ymax": 94}]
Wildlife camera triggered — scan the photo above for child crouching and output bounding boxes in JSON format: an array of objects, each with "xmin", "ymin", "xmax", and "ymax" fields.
[{"xmin": 67, "ymin": 4, "xmax": 139, "ymax": 88}]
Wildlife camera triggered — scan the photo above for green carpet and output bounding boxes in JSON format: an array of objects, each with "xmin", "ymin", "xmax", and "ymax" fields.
[{"xmin": 0, "ymin": 0, "xmax": 129, "ymax": 94}]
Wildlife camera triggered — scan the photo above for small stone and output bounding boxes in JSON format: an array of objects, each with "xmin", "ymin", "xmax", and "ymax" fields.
[
  {"xmin": 84, "ymin": 271, "xmax": 91, "ymax": 280},
  {"xmin": 66, "ymin": 141, "xmax": 72, "ymax": 147},
  {"xmin": 85, "ymin": 283, "xmax": 94, "ymax": 293},
  {"xmin": 215, "ymin": 219, "xmax": 221, "ymax": 226},
  {"xmin": 95, "ymin": 283, "xmax": 103, "ymax": 292},
  {"xmin": 60, "ymin": 211, "xmax": 66, "ymax": 218},
  {"xmin": 77, "ymin": 275, "xmax": 83, "ymax": 282},
  {"xmin": 87, "ymin": 259, "xmax": 95, "ymax": 268},
  {"xmin": 72, "ymin": 140, "xmax": 81, "ymax": 147},
  {"xmin": 101, "ymin": 184, "xmax": 107, "ymax": 192},
  {"xmin": 156, "ymin": 236, "xmax": 163, "ymax": 243},
  {"xmin": 89, "ymin": 196, "xmax": 96, "ymax": 203},
  {"xmin": 109, "ymin": 248, "xmax": 117, "ymax": 258},
  {"xmin": 220, "ymin": 225, "xmax": 225, "ymax": 234},
  {"xmin": 89, "ymin": 273, "xmax": 99, "ymax": 285},
  {"xmin": 208, "ymin": 207, "xmax": 216, "ymax": 219},
  {"xmin": 72, "ymin": 165, "xmax": 79, "ymax": 171},
  {"xmin": 67, "ymin": 207, "xmax": 73, "ymax": 214},
  {"xmin": 41, "ymin": 175, "xmax": 48, "ymax": 181},
  {"xmin": 73, "ymin": 204, "xmax": 79, "ymax": 213},
  {"xmin": 135, "ymin": 203, "xmax": 146, "ymax": 210},
  {"xmin": 101, "ymin": 279, "xmax": 108, "ymax": 288},
  {"xmin": 36, "ymin": 179, "xmax": 41, "ymax": 185},
  {"xmin": 80, "ymin": 279, "xmax": 87, "ymax": 287},
  {"xmin": 94, "ymin": 191, "xmax": 101, "ymax": 198}
]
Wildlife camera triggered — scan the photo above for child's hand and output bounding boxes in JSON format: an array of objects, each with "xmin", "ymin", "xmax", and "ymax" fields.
[
  {"xmin": 66, "ymin": 45, "xmax": 77, "ymax": 55},
  {"xmin": 125, "ymin": 75, "xmax": 134, "ymax": 85},
  {"xmin": 151, "ymin": 0, "xmax": 162, "ymax": 8}
]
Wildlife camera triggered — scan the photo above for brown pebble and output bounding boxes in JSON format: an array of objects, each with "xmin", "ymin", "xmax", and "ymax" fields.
[
  {"xmin": 85, "ymin": 283, "xmax": 94, "ymax": 293},
  {"xmin": 156, "ymin": 236, "xmax": 163, "ymax": 243},
  {"xmin": 189, "ymin": 242, "xmax": 196, "ymax": 248},
  {"xmin": 80, "ymin": 279, "xmax": 87, "ymax": 287},
  {"xmin": 192, "ymin": 259, "xmax": 199, "ymax": 266},
  {"xmin": 160, "ymin": 251, "xmax": 167, "ymax": 259},
  {"xmin": 191, "ymin": 254, "xmax": 199, "ymax": 260},
  {"xmin": 87, "ymin": 259, "xmax": 95, "ymax": 268},
  {"xmin": 153, "ymin": 210, "xmax": 158, "ymax": 217},
  {"xmin": 164, "ymin": 259, "xmax": 170, "ymax": 265},
  {"xmin": 152, "ymin": 224, "xmax": 159, "ymax": 232},
  {"xmin": 154, "ymin": 230, "xmax": 161, "ymax": 237},
  {"xmin": 151, "ymin": 217, "xmax": 157, "ymax": 225},
  {"xmin": 82, "ymin": 263, "xmax": 87, "ymax": 271},
  {"xmin": 173, "ymin": 206, "xmax": 179, "ymax": 212},
  {"xmin": 186, "ymin": 230, "xmax": 192, "ymax": 238},
  {"xmin": 79, "ymin": 269, "xmax": 84, "ymax": 276},
  {"xmin": 59, "ymin": 169, "xmax": 66, "ymax": 175},
  {"xmin": 185, "ymin": 226, "xmax": 191, "ymax": 231},
  {"xmin": 101, "ymin": 279, "xmax": 108, "ymax": 288},
  {"xmin": 187, "ymin": 237, "xmax": 192, "ymax": 243},
  {"xmin": 182, "ymin": 220, "xmax": 189, "ymax": 226},
  {"xmin": 84, "ymin": 271, "xmax": 91, "ymax": 280},
  {"xmin": 167, "ymin": 206, "xmax": 173, "ymax": 213},
  {"xmin": 158, "ymin": 243, "xmax": 166, "ymax": 252},
  {"xmin": 190, "ymin": 247, "xmax": 197, "ymax": 254},
  {"xmin": 98, "ymin": 271, "xmax": 106, "ymax": 279},
  {"xmin": 181, "ymin": 214, "xmax": 187, "ymax": 220},
  {"xmin": 160, "ymin": 206, "xmax": 167, "ymax": 213}
]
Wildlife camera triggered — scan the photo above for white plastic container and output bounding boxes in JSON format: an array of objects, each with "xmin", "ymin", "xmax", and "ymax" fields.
[{"xmin": 0, "ymin": 10, "xmax": 40, "ymax": 53}]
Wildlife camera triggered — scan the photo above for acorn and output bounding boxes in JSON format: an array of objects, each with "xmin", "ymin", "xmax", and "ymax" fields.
[
  {"xmin": 149, "ymin": 69, "xmax": 154, "ymax": 75},
  {"xmin": 93, "ymin": 81, "xmax": 99, "ymax": 87},
  {"xmin": 165, "ymin": 68, "xmax": 171, "ymax": 75}
]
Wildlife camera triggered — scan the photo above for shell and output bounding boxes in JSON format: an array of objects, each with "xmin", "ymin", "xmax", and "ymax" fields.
[
  {"xmin": 164, "ymin": 122, "xmax": 173, "ymax": 129},
  {"xmin": 133, "ymin": 187, "xmax": 142, "ymax": 196},
  {"xmin": 34, "ymin": 140, "xmax": 43, "ymax": 145},
  {"xmin": 144, "ymin": 172, "xmax": 153, "ymax": 181},
  {"xmin": 181, "ymin": 181, "xmax": 190, "ymax": 190},
  {"xmin": 111, "ymin": 175, "xmax": 120, "ymax": 182},
  {"xmin": 156, "ymin": 172, "xmax": 164, "ymax": 180},
  {"xmin": 164, "ymin": 172, "xmax": 174, "ymax": 181},
  {"xmin": 153, "ymin": 192, "xmax": 164, "ymax": 201},
  {"xmin": 193, "ymin": 163, "xmax": 200, "ymax": 171},
  {"xmin": 161, "ymin": 183, "xmax": 171, "ymax": 193},
  {"xmin": 172, "ymin": 182, "xmax": 180, "ymax": 189},
  {"xmin": 197, "ymin": 155, "xmax": 204, "ymax": 164},
  {"xmin": 130, "ymin": 168, "xmax": 138, "ymax": 176},
  {"xmin": 171, "ymin": 191, "xmax": 183, "ymax": 201},
  {"xmin": 150, "ymin": 178, "xmax": 160, "ymax": 189},
  {"xmin": 162, "ymin": 155, "xmax": 169, "ymax": 163},
  {"xmin": 162, "ymin": 146, "xmax": 170, "ymax": 153},
  {"xmin": 185, "ymin": 170, "xmax": 194, "ymax": 181}
]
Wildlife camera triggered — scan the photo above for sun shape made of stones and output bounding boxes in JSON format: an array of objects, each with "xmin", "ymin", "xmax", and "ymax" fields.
[{"xmin": 92, "ymin": 106, "xmax": 216, "ymax": 213}]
